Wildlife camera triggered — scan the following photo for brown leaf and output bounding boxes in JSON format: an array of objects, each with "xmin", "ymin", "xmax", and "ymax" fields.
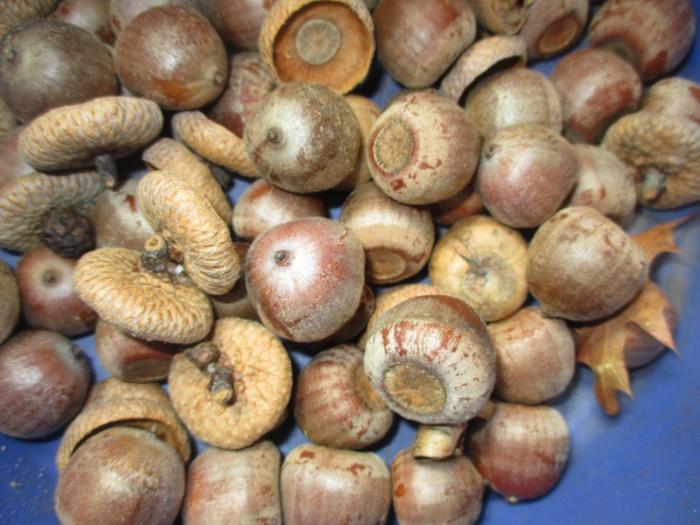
[
  {"xmin": 575, "ymin": 282, "xmax": 678, "ymax": 415},
  {"xmin": 621, "ymin": 282, "xmax": 678, "ymax": 353},
  {"xmin": 577, "ymin": 322, "xmax": 631, "ymax": 415},
  {"xmin": 633, "ymin": 216, "xmax": 689, "ymax": 264}
]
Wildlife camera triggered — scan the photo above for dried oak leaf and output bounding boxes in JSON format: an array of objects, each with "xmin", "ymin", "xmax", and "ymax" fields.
[{"xmin": 575, "ymin": 217, "xmax": 685, "ymax": 415}]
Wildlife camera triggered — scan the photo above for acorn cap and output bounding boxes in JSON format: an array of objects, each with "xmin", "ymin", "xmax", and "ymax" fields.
[
  {"xmin": 143, "ymin": 138, "xmax": 232, "ymax": 224},
  {"xmin": 259, "ymin": 0, "xmax": 374, "ymax": 94},
  {"xmin": 172, "ymin": 111, "xmax": 259, "ymax": 178},
  {"xmin": 439, "ymin": 35, "xmax": 527, "ymax": 102},
  {"xmin": 85, "ymin": 377, "xmax": 171, "ymax": 407},
  {"xmin": 56, "ymin": 380, "xmax": 191, "ymax": 471},
  {"xmin": 168, "ymin": 318, "xmax": 293, "ymax": 450},
  {"xmin": 138, "ymin": 170, "xmax": 241, "ymax": 296},
  {"xmin": 0, "ymin": 0, "xmax": 57, "ymax": 38},
  {"xmin": 602, "ymin": 111, "xmax": 700, "ymax": 209},
  {"xmin": 0, "ymin": 171, "xmax": 102, "ymax": 252},
  {"xmin": 74, "ymin": 247, "xmax": 213, "ymax": 344},
  {"xmin": 18, "ymin": 96, "xmax": 162, "ymax": 172}
]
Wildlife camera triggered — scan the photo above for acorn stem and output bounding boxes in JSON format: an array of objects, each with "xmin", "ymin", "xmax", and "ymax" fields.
[
  {"xmin": 185, "ymin": 343, "xmax": 236, "ymax": 406},
  {"xmin": 185, "ymin": 343, "xmax": 221, "ymax": 370},
  {"xmin": 140, "ymin": 235, "xmax": 170, "ymax": 274},
  {"xmin": 412, "ymin": 422, "xmax": 468, "ymax": 460},
  {"xmin": 95, "ymin": 153, "xmax": 118, "ymax": 189},
  {"xmin": 641, "ymin": 167, "xmax": 666, "ymax": 202}
]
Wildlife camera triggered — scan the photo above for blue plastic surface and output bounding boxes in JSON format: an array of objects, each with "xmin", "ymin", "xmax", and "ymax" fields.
[{"xmin": 2, "ymin": 4, "xmax": 700, "ymax": 525}]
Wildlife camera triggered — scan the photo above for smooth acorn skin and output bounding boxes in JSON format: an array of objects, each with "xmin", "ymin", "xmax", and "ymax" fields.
[
  {"xmin": 95, "ymin": 320, "xmax": 176, "ymax": 382},
  {"xmin": 294, "ymin": 345, "xmax": 394, "ymax": 449},
  {"xmin": 17, "ymin": 245, "xmax": 97, "ymax": 337},
  {"xmin": 0, "ymin": 19, "xmax": 118, "ymax": 122},
  {"xmin": 588, "ymin": 0, "xmax": 696, "ymax": 81},
  {"xmin": 467, "ymin": 402, "xmax": 570, "ymax": 502},
  {"xmin": 550, "ymin": 48, "xmax": 642, "ymax": 144},
  {"xmin": 281, "ymin": 444, "xmax": 391, "ymax": 525},
  {"xmin": 488, "ymin": 307, "xmax": 575, "ymax": 404},
  {"xmin": 244, "ymin": 82, "xmax": 361, "ymax": 193},
  {"xmin": 392, "ymin": 448, "xmax": 485, "ymax": 525},
  {"xmin": 0, "ymin": 330, "xmax": 90, "ymax": 438},
  {"xmin": 182, "ymin": 442, "xmax": 282, "ymax": 525},
  {"xmin": 55, "ymin": 426, "xmax": 186, "ymax": 525},
  {"xmin": 476, "ymin": 124, "xmax": 578, "ymax": 229},
  {"xmin": 373, "ymin": 0, "xmax": 477, "ymax": 88},
  {"xmin": 51, "ymin": 0, "xmax": 115, "ymax": 45},
  {"xmin": 339, "ymin": 181, "xmax": 435, "ymax": 284},
  {"xmin": 114, "ymin": 6, "xmax": 227, "ymax": 109},
  {"xmin": 527, "ymin": 206, "xmax": 648, "ymax": 321},
  {"xmin": 245, "ymin": 217, "xmax": 366, "ymax": 343}
]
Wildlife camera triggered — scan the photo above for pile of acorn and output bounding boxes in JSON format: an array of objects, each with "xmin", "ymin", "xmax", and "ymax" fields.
[{"xmin": 0, "ymin": 0, "xmax": 697, "ymax": 524}]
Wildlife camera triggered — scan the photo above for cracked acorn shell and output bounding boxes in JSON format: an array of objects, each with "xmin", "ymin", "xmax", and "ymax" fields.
[
  {"xmin": 364, "ymin": 294, "xmax": 495, "ymax": 425},
  {"xmin": 367, "ymin": 90, "xmax": 480, "ymax": 205},
  {"xmin": 373, "ymin": 0, "xmax": 477, "ymax": 89},
  {"xmin": 244, "ymin": 82, "xmax": 361, "ymax": 193},
  {"xmin": 138, "ymin": 170, "xmax": 240, "ymax": 296},
  {"xmin": 259, "ymin": 0, "xmax": 374, "ymax": 94},
  {"xmin": 602, "ymin": 111, "xmax": 700, "ymax": 209},
  {"xmin": 168, "ymin": 318, "xmax": 293, "ymax": 450},
  {"xmin": 527, "ymin": 206, "xmax": 648, "ymax": 322},
  {"xmin": 143, "ymin": 138, "xmax": 232, "ymax": 225},
  {"xmin": 18, "ymin": 96, "xmax": 163, "ymax": 173},
  {"xmin": 56, "ymin": 378, "xmax": 191, "ymax": 471},
  {"xmin": 74, "ymin": 247, "xmax": 213, "ymax": 344},
  {"xmin": 429, "ymin": 215, "xmax": 529, "ymax": 322},
  {"xmin": 0, "ymin": 171, "xmax": 103, "ymax": 254},
  {"xmin": 294, "ymin": 344, "xmax": 394, "ymax": 450}
]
